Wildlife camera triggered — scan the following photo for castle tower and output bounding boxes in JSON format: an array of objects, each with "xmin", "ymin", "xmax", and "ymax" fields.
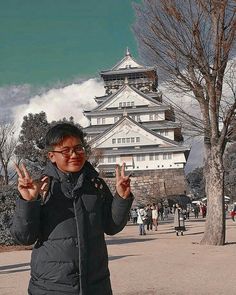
[
  {"xmin": 83, "ymin": 49, "xmax": 190, "ymax": 202},
  {"xmin": 100, "ymin": 47, "xmax": 158, "ymax": 94}
]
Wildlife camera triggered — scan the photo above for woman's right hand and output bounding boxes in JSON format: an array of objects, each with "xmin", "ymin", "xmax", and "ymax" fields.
[{"xmin": 15, "ymin": 163, "xmax": 48, "ymax": 201}]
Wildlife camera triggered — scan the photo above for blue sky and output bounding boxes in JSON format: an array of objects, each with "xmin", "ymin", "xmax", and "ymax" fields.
[{"xmin": 0, "ymin": 0, "xmax": 140, "ymax": 87}]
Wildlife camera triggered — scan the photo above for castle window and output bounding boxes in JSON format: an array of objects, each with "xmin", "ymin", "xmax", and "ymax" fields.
[
  {"xmin": 155, "ymin": 154, "xmax": 159, "ymax": 160},
  {"xmin": 149, "ymin": 154, "xmax": 154, "ymax": 160},
  {"xmin": 137, "ymin": 155, "xmax": 145, "ymax": 161},
  {"xmin": 119, "ymin": 102, "xmax": 122, "ymax": 108},
  {"xmin": 118, "ymin": 138, "xmax": 121, "ymax": 143},
  {"xmin": 102, "ymin": 118, "xmax": 105, "ymax": 124},
  {"xmin": 165, "ymin": 131, "xmax": 169, "ymax": 136},
  {"xmin": 136, "ymin": 137, "xmax": 140, "ymax": 143},
  {"xmin": 131, "ymin": 137, "xmax": 135, "ymax": 143},
  {"xmin": 112, "ymin": 139, "xmax": 116, "ymax": 144},
  {"xmin": 131, "ymin": 101, "xmax": 134, "ymax": 107},
  {"xmin": 126, "ymin": 138, "xmax": 130, "ymax": 143},
  {"xmin": 122, "ymin": 138, "xmax": 125, "ymax": 143},
  {"xmin": 108, "ymin": 156, "xmax": 116, "ymax": 163},
  {"xmin": 163, "ymin": 154, "xmax": 167, "ymax": 160},
  {"xmin": 86, "ymin": 136, "xmax": 92, "ymax": 141}
]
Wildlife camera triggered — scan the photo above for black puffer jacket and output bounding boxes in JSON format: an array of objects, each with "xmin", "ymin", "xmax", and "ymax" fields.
[{"xmin": 10, "ymin": 161, "xmax": 133, "ymax": 295}]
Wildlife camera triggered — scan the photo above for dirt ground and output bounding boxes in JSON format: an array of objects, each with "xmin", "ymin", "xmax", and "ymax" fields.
[{"xmin": 1, "ymin": 215, "xmax": 236, "ymax": 295}]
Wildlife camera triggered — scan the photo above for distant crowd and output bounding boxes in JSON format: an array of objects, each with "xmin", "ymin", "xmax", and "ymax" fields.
[{"xmin": 129, "ymin": 203, "xmax": 208, "ymax": 236}]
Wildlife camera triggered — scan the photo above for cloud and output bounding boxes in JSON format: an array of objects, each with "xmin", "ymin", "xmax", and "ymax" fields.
[
  {"xmin": 0, "ymin": 84, "xmax": 33, "ymax": 122},
  {"xmin": 12, "ymin": 78, "xmax": 105, "ymax": 129}
]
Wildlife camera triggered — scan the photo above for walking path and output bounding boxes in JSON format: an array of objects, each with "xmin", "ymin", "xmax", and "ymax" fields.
[{"xmin": 1, "ymin": 216, "xmax": 236, "ymax": 295}]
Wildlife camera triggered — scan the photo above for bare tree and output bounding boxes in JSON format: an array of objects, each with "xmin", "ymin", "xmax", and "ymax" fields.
[
  {"xmin": 133, "ymin": 0, "xmax": 236, "ymax": 245},
  {"xmin": 89, "ymin": 148, "xmax": 104, "ymax": 168},
  {"xmin": 0, "ymin": 122, "xmax": 17, "ymax": 186}
]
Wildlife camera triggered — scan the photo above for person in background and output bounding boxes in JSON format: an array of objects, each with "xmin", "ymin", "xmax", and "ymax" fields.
[
  {"xmin": 186, "ymin": 206, "xmax": 190, "ymax": 220},
  {"xmin": 194, "ymin": 205, "xmax": 200, "ymax": 218},
  {"xmin": 152, "ymin": 203, "xmax": 158, "ymax": 231},
  {"xmin": 145, "ymin": 204, "xmax": 153, "ymax": 231},
  {"xmin": 230, "ymin": 204, "xmax": 236, "ymax": 222},
  {"xmin": 131, "ymin": 208, "xmax": 138, "ymax": 224},
  {"xmin": 137, "ymin": 206, "xmax": 147, "ymax": 235},
  {"xmin": 201, "ymin": 204, "xmax": 207, "ymax": 218},
  {"xmin": 158, "ymin": 205, "xmax": 164, "ymax": 221},
  {"xmin": 163, "ymin": 206, "xmax": 169, "ymax": 220}
]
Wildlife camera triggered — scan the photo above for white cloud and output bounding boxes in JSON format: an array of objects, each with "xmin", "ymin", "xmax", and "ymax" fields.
[{"xmin": 12, "ymin": 78, "xmax": 105, "ymax": 129}]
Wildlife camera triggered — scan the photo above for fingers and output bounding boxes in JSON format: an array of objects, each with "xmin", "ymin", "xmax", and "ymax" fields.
[
  {"xmin": 115, "ymin": 164, "xmax": 121, "ymax": 182},
  {"xmin": 116, "ymin": 162, "xmax": 126, "ymax": 180},
  {"xmin": 14, "ymin": 163, "xmax": 24, "ymax": 178},
  {"xmin": 14, "ymin": 162, "xmax": 31, "ymax": 180},
  {"xmin": 39, "ymin": 176, "xmax": 49, "ymax": 191},
  {"xmin": 121, "ymin": 162, "xmax": 126, "ymax": 178},
  {"xmin": 18, "ymin": 178, "xmax": 34, "ymax": 189},
  {"xmin": 21, "ymin": 163, "xmax": 30, "ymax": 179},
  {"xmin": 39, "ymin": 180, "xmax": 49, "ymax": 199},
  {"xmin": 40, "ymin": 182, "xmax": 48, "ymax": 191},
  {"xmin": 123, "ymin": 177, "xmax": 131, "ymax": 186},
  {"xmin": 41, "ymin": 176, "xmax": 48, "ymax": 182}
]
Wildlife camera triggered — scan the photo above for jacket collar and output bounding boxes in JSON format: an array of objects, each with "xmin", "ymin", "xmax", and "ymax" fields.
[{"xmin": 43, "ymin": 160, "xmax": 99, "ymax": 189}]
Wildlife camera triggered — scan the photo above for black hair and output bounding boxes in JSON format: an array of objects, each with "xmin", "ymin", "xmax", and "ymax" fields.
[{"xmin": 45, "ymin": 123, "xmax": 85, "ymax": 150}]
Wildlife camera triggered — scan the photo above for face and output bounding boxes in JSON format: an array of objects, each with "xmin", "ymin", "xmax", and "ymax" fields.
[{"xmin": 48, "ymin": 136, "xmax": 86, "ymax": 173}]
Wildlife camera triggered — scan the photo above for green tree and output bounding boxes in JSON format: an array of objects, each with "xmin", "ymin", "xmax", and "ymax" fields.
[
  {"xmin": 14, "ymin": 112, "xmax": 50, "ymax": 175},
  {"xmin": 187, "ymin": 167, "xmax": 205, "ymax": 199},
  {"xmin": 15, "ymin": 112, "xmax": 90, "ymax": 176},
  {"xmin": 133, "ymin": 0, "xmax": 236, "ymax": 245}
]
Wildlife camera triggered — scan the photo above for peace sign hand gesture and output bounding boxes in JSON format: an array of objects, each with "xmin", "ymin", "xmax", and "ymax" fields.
[
  {"xmin": 15, "ymin": 163, "xmax": 49, "ymax": 201},
  {"xmin": 115, "ymin": 163, "xmax": 131, "ymax": 199}
]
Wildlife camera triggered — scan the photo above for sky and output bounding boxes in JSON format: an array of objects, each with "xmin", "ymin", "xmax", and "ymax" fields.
[
  {"xmin": 0, "ymin": 0, "xmax": 139, "ymax": 87},
  {"xmin": 0, "ymin": 0, "xmax": 203, "ymax": 172}
]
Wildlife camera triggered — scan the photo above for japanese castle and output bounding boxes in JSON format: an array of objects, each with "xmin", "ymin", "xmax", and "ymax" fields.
[{"xmin": 83, "ymin": 49, "xmax": 190, "ymax": 176}]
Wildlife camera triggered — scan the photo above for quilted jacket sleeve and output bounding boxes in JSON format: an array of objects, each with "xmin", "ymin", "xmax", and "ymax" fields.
[
  {"xmin": 100, "ymin": 179, "xmax": 134, "ymax": 235},
  {"xmin": 10, "ymin": 197, "xmax": 41, "ymax": 245}
]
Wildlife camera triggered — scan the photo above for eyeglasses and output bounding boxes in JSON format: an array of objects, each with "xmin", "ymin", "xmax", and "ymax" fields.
[{"xmin": 52, "ymin": 145, "xmax": 85, "ymax": 158}]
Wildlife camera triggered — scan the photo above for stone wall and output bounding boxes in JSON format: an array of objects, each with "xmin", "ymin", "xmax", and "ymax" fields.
[{"xmin": 103, "ymin": 168, "xmax": 187, "ymax": 205}]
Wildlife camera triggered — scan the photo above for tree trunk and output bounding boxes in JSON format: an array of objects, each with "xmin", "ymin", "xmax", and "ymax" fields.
[
  {"xmin": 0, "ymin": 152, "xmax": 8, "ymax": 186},
  {"xmin": 200, "ymin": 145, "xmax": 225, "ymax": 245},
  {"xmin": 3, "ymin": 165, "xmax": 9, "ymax": 185}
]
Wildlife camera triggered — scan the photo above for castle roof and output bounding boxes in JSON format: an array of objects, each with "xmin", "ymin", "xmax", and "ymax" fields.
[
  {"xmin": 100, "ymin": 48, "xmax": 155, "ymax": 75},
  {"xmin": 84, "ymin": 83, "xmax": 164, "ymax": 115},
  {"xmin": 89, "ymin": 115, "xmax": 189, "ymax": 152}
]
